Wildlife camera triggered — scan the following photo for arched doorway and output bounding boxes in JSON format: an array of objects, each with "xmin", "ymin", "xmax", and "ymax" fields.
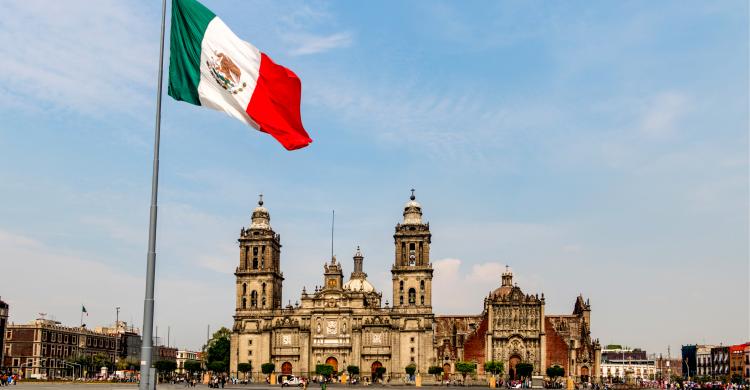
[
  {"xmin": 443, "ymin": 363, "xmax": 451, "ymax": 381},
  {"xmin": 371, "ymin": 361, "xmax": 383, "ymax": 381},
  {"xmin": 282, "ymin": 362, "xmax": 293, "ymax": 375},
  {"xmin": 508, "ymin": 355, "xmax": 521, "ymax": 380},
  {"xmin": 326, "ymin": 357, "xmax": 339, "ymax": 373},
  {"xmin": 581, "ymin": 366, "xmax": 590, "ymax": 383}
]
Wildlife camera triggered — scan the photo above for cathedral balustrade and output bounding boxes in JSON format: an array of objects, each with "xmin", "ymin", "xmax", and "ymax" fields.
[{"xmin": 312, "ymin": 336, "xmax": 352, "ymax": 347}]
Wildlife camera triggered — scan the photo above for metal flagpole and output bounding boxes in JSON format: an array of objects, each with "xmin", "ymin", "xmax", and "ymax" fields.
[{"xmin": 139, "ymin": 0, "xmax": 167, "ymax": 389}]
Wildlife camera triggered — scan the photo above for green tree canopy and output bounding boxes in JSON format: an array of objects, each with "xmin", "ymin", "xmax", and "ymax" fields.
[
  {"xmin": 316, "ymin": 364, "xmax": 334, "ymax": 377},
  {"xmin": 205, "ymin": 327, "xmax": 231, "ymax": 373},
  {"xmin": 374, "ymin": 366, "xmax": 387, "ymax": 379},
  {"xmin": 428, "ymin": 366, "xmax": 443, "ymax": 380},
  {"xmin": 456, "ymin": 361, "xmax": 476, "ymax": 381},
  {"xmin": 405, "ymin": 364, "xmax": 417, "ymax": 376},
  {"xmin": 605, "ymin": 345, "xmax": 622, "ymax": 350},
  {"xmin": 184, "ymin": 360, "xmax": 202, "ymax": 374},
  {"xmin": 484, "ymin": 361, "xmax": 504, "ymax": 375},
  {"xmin": 546, "ymin": 366, "xmax": 565, "ymax": 381},
  {"xmin": 347, "ymin": 365, "xmax": 360, "ymax": 375},
  {"xmin": 208, "ymin": 361, "xmax": 225, "ymax": 373},
  {"xmin": 516, "ymin": 363, "xmax": 533, "ymax": 379},
  {"xmin": 238, "ymin": 362, "xmax": 252, "ymax": 378},
  {"xmin": 262, "ymin": 363, "xmax": 276, "ymax": 375},
  {"xmin": 155, "ymin": 360, "xmax": 177, "ymax": 372},
  {"xmin": 92, "ymin": 352, "xmax": 113, "ymax": 370}
]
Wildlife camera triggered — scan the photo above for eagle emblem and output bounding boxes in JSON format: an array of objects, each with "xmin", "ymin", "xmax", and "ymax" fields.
[{"xmin": 207, "ymin": 52, "xmax": 247, "ymax": 94}]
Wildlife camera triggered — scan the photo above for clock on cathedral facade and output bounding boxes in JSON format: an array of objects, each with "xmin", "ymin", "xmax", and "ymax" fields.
[{"xmin": 230, "ymin": 192, "xmax": 601, "ymax": 383}]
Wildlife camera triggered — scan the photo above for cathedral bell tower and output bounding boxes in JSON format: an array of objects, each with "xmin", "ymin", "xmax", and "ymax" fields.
[
  {"xmin": 392, "ymin": 189, "xmax": 433, "ymax": 310},
  {"xmin": 235, "ymin": 195, "xmax": 283, "ymax": 313}
]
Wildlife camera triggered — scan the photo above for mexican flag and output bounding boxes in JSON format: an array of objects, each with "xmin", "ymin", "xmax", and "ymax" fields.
[{"xmin": 168, "ymin": 0, "xmax": 312, "ymax": 150}]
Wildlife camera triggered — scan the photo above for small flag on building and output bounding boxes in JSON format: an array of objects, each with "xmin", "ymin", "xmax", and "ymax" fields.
[
  {"xmin": 168, "ymin": 0, "xmax": 312, "ymax": 150},
  {"xmin": 82, "ymin": 305, "xmax": 88, "ymax": 315}
]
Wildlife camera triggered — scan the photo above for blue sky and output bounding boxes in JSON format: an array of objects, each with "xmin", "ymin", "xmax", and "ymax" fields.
[{"xmin": 0, "ymin": 0, "xmax": 747, "ymax": 353}]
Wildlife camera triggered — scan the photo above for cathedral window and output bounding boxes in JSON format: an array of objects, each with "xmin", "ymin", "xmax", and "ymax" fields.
[
  {"xmin": 262, "ymin": 283, "xmax": 266, "ymax": 294},
  {"xmin": 399, "ymin": 281, "xmax": 404, "ymax": 291},
  {"xmin": 408, "ymin": 288, "xmax": 416, "ymax": 305},
  {"xmin": 242, "ymin": 283, "xmax": 247, "ymax": 295},
  {"xmin": 253, "ymin": 258, "xmax": 258, "ymax": 269},
  {"xmin": 242, "ymin": 298, "xmax": 246, "ymax": 309},
  {"xmin": 262, "ymin": 298, "xmax": 266, "ymax": 307},
  {"xmin": 400, "ymin": 295, "xmax": 404, "ymax": 305},
  {"xmin": 420, "ymin": 295, "xmax": 424, "ymax": 305},
  {"xmin": 250, "ymin": 291, "xmax": 258, "ymax": 308},
  {"xmin": 420, "ymin": 280, "xmax": 424, "ymax": 290}
]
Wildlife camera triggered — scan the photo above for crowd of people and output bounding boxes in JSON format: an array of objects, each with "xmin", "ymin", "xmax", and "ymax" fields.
[{"xmin": 0, "ymin": 374, "xmax": 18, "ymax": 386}]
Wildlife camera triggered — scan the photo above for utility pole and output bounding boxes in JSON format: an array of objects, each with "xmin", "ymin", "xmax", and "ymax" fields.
[{"xmin": 115, "ymin": 307, "xmax": 120, "ymax": 369}]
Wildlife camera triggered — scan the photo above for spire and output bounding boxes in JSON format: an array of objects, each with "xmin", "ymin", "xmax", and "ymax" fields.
[
  {"xmin": 410, "ymin": 188, "xmax": 416, "ymax": 200},
  {"xmin": 258, "ymin": 193, "xmax": 263, "ymax": 206},
  {"xmin": 501, "ymin": 265, "xmax": 513, "ymax": 287},
  {"xmin": 352, "ymin": 245, "xmax": 366, "ymax": 277}
]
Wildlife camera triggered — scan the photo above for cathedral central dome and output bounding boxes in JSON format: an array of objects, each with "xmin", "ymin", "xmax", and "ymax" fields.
[{"xmin": 343, "ymin": 277, "xmax": 375, "ymax": 293}]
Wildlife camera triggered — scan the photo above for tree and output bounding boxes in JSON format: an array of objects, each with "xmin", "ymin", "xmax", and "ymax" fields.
[
  {"xmin": 347, "ymin": 365, "xmax": 360, "ymax": 376},
  {"xmin": 117, "ymin": 357, "xmax": 139, "ymax": 371},
  {"xmin": 546, "ymin": 366, "xmax": 565, "ymax": 383},
  {"xmin": 484, "ymin": 361, "xmax": 504, "ymax": 376},
  {"xmin": 405, "ymin": 364, "xmax": 417, "ymax": 377},
  {"xmin": 204, "ymin": 327, "xmax": 231, "ymax": 373},
  {"xmin": 209, "ymin": 361, "xmax": 226, "ymax": 373},
  {"xmin": 428, "ymin": 366, "xmax": 444, "ymax": 381},
  {"xmin": 184, "ymin": 360, "xmax": 202, "ymax": 376},
  {"xmin": 316, "ymin": 364, "xmax": 334, "ymax": 378},
  {"xmin": 731, "ymin": 375, "xmax": 743, "ymax": 385},
  {"xmin": 92, "ymin": 352, "xmax": 113, "ymax": 371},
  {"xmin": 154, "ymin": 360, "xmax": 177, "ymax": 382},
  {"xmin": 516, "ymin": 363, "xmax": 533, "ymax": 380},
  {"xmin": 238, "ymin": 363, "xmax": 252, "ymax": 380},
  {"xmin": 374, "ymin": 367, "xmax": 387, "ymax": 380},
  {"xmin": 456, "ymin": 361, "xmax": 477, "ymax": 382},
  {"xmin": 262, "ymin": 363, "xmax": 276, "ymax": 375}
]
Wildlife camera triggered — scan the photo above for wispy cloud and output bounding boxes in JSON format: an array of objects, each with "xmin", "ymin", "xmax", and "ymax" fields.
[
  {"xmin": 0, "ymin": 0, "xmax": 156, "ymax": 118},
  {"xmin": 638, "ymin": 92, "xmax": 689, "ymax": 138},
  {"xmin": 285, "ymin": 31, "xmax": 353, "ymax": 56}
]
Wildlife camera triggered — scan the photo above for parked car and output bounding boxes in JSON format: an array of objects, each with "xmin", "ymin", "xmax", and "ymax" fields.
[{"xmin": 282, "ymin": 376, "xmax": 304, "ymax": 387}]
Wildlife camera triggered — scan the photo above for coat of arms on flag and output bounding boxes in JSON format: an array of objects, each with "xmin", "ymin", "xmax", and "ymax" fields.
[{"xmin": 207, "ymin": 52, "xmax": 247, "ymax": 94}]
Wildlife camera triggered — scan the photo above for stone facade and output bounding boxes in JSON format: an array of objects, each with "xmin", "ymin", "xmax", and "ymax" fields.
[{"xmin": 230, "ymin": 192, "xmax": 600, "ymax": 383}]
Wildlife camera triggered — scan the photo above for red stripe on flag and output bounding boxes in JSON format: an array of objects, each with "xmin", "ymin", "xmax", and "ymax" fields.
[{"xmin": 246, "ymin": 53, "xmax": 312, "ymax": 151}]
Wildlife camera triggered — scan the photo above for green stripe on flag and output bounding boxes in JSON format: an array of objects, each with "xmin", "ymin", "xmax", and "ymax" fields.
[{"xmin": 168, "ymin": 0, "xmax": 216, "ymax": 105}]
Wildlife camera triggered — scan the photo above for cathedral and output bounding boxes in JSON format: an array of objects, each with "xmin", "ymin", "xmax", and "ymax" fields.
[{"xmin": 230, "ymin": 192, "xmax": 601, "ymax": 383}]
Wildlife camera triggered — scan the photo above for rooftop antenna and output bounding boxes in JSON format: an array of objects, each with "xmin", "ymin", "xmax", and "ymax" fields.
[{"xmin": 331, "ymin": 210, "xmax": 335, "ymax": 260}]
